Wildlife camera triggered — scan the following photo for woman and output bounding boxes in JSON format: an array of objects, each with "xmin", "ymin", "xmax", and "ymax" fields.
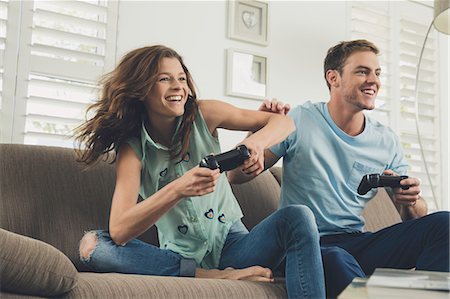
[{"xmin": 75, "ymin": 45, "xmax": 325, "ymax": 299}]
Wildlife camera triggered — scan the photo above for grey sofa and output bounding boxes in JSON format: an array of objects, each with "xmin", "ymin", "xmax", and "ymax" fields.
[{"xmin": 0, "ymin": 144, "xmax": 403, "ymax": 298}]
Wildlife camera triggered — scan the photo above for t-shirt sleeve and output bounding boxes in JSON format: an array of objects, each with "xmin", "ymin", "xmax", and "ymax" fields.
[{"xmin": 269, "ymin": 106, "xmax": 300, "ymax": 158}]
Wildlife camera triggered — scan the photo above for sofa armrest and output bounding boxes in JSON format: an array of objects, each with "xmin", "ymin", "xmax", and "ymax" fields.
[
  {"xmin": 0, "ymin": 228, "xmax": 78, "ymax": 297},
  {"xmin": 268, "ymin": 167, "xmax": 282, "ymax": 186}
]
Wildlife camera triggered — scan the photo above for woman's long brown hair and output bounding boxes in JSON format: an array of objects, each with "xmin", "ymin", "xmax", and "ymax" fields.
[{"xmin": 74, "ymin": 45, "xmax": 198, "ymax": 165}]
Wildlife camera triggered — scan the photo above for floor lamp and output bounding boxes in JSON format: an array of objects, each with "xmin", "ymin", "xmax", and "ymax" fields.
[{"xmin": 414, "ymin": 0, "xmax": 449, "ymax": 209}]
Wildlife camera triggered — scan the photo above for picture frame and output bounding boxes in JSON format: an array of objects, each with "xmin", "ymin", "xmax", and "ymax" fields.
[
  {"xmin": 228, "ymin": 0, "xmax": 269, "ymax": 46},
  {"xmin": 226, "ymin": 48, "xmax": 267, "ymax": 100}
]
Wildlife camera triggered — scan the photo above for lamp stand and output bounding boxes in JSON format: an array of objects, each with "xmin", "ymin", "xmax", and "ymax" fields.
[{"xmin": 413, "ymin": 20, "xmax": 439, "ymax": 209}]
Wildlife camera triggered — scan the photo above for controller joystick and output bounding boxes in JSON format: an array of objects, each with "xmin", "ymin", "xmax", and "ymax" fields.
[
  {"xmin": 357, "ymin": 174, "xmax": 409, "ymax": 195},
  {"xmin": 199, "ymin": 145, "xmax": 251, "ymax": 172}
]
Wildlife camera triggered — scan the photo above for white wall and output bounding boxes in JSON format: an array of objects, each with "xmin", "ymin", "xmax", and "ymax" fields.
[{"xmin": 116, "ymin": 1, "xmax": 348, "ymax": 150}]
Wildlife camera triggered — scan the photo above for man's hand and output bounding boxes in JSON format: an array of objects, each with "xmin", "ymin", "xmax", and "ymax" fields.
[
  {"xmin": 238, "ymin": 141, "xmax": 264, "ymax": 177},
  {"xmin": 259, "ymin": 99, "xmax": 291, "ymax": 115},
  {"xmin": 383, "ymin": 170, "xmax": 421, "ymax": 206}
]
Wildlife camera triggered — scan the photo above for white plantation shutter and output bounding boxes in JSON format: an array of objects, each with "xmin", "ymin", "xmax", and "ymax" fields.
[
  {"xmin": 351, "ymin": 2, "xmax": 392, "ymax": 126},
  {"xmin": 351, "ymin": 1, "xmax": 442, "ymax": 210},
  {"xmin": 398, "ymin": 10, "xmax": 440, "ymax": 210},
  {"xmin": 0, "ymin": 0, "xmax": 7, "ymax": 107},
  {"xmin": 1, "ymin": 0, "xmax": 117, "ymax": 147}
]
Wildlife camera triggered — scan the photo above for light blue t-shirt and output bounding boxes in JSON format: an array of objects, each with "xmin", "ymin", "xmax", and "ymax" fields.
[{"xmin": 270, "ymin": 101, "xmax": 408, "ymax": 236}]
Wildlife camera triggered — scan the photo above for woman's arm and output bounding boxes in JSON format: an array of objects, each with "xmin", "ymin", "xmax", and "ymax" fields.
[
  {"xmin": 109, "ymin": 144, "xmax": 220, "ymax": 245},
  {"xmin": 200, "ymin": 100, "xmax": 294, "ymax": 148},
  {"xmin": 199, "ymin": 99, "xmax": 294, "ymax": 182}
]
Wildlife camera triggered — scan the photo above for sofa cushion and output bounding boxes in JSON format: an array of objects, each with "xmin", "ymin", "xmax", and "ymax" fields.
[
  {"xmin": 68, "ymin": 272, "xmax": 286, "ymax": 299},
  {"xmin": 231, "ymin": 170, "xmax": 281, "ymax": 230},
  {"xmin": 0, "ymin": 229, "xmax": 78, "ymax": 297}
]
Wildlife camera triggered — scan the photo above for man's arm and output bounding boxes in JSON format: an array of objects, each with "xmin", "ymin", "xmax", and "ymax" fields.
[
  {"xmin": 227, "ymin": 99, "xmax": 290, "ymax": 184},
  {"xmin": 383, "ymin": 170, "xmax": 427, "ymax": 221},
  {"xmin": 387, "ymin": 188, "xmax": 428, "ymax": 221}
]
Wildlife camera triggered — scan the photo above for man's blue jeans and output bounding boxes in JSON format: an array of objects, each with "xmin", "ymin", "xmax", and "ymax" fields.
[
  {"xmin": 81, "ymin": 205, "xmax": 326, "ymax": 299},
  {"xmin": 321, "ymin": 211, "xmax": 450, "ymax": 298}
]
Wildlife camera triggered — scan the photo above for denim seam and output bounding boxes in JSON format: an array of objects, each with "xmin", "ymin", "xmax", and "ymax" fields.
[{"xmin": 280, "ymin": 214, "xmax": 309, "ymax": 299}]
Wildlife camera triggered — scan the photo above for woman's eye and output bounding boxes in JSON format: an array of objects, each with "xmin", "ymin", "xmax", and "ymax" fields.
[
  {"xmin": 159, "ymin": 77, "xmax": 170, "ymax": 81},
  {"xmin": 179, "ymin": 77, "xmax": 187, "ymax": 81}
]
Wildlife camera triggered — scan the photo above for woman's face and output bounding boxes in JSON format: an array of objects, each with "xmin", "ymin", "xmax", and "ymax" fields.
[{"xmin": 145, "ymin": 57, "xmax": 189, "ymax": 120}]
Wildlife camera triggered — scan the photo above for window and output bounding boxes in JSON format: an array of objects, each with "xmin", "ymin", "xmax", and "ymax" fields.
[
  {"xmin": 0, "ymin": 0, "xmax": 118, "ymax": 147},
  {"xmin": 350, "ymin": 0, "xmax": 445, "ymax": 210},
  {"xmin": 0, "ymin": 0, "xmax": 9, "ymax": 111}
]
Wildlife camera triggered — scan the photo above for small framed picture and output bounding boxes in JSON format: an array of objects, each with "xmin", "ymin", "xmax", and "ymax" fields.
[
  {"xmin": 228, "ymin": 0, "xmax": 269, "ymax": 46},
  {"xmin": 226, "ymin": 48, "xmax": 267, "ymax": 100}
]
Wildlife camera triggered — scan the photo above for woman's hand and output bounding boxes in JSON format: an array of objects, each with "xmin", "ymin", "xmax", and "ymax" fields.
[{"xmin": 173, "ymin": 166, "xmax": 221, "ymax": 198}]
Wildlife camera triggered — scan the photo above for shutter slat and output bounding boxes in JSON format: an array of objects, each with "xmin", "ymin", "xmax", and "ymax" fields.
[
  {"xmin": 30, "ymin": 55, "xmax": 103, "ymax": 82},
  {"xmin": 26, "ymin": 113, "xmax": 83, "ymax": 124},
  {"xmin": 28, "ymin": 94, "xmax": 92, "ymax": 106},
  {"xmin": 31, "ymin": 43, "xmax": 104, "ymax": 64},
  {"xmin": 33, "ymin": 25, "xmax": 105, "ymax": 48},
  {"xmin": 34, "ymin": 2, "xmax": 107, "ymax": 22},
  {"xmin": 34, "ymin": 8, "xmax": 107, "ymax": 32}
]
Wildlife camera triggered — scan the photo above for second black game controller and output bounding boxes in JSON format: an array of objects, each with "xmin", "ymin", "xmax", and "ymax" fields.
[
  {"xmin": 357, "ymin": 174, "xmax": 409, "ymax": 195},
  {"xmin": 199, "ymin": 145, "xmax": 251, "ymax": 172}
]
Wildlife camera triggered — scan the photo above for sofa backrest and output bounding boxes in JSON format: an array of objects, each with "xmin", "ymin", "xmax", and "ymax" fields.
[
  {"xmin": 0, "ymin": 144, "xmax": 401, "ymax": 271},
  {"xmin": 0, "ymin": 144, "xmax": 282, "ymax": 271},
  {"xmin": 0, "ymin": 144, "xmax": 115, "ymax": 271}
]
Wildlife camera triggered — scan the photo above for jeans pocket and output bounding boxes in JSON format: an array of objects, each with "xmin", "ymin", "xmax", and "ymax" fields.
[{"xmin": 347, "ymin": 161, "xmax": 383, "ymax": 196}]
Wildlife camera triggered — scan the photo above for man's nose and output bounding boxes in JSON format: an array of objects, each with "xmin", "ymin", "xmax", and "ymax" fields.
[{"xmin": 367, "ymin": 72, "xmax": 380, "ymax": 85}]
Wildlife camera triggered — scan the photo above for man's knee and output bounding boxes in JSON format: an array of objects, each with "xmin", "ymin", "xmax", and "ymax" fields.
[
  {"xmin": 322, "ymin": 247, "xmax": 365, "ymax": 298},
  {"xmin": 79, "ymin": 231, "xmax": 98, "ymax": 261},
  {"xmin": 430, "ymin": 211, "xmax": 450, "ymax": 227},
  {"xmin": 322, "ymin": 247, "xmax": 364, "ymax": 277}
]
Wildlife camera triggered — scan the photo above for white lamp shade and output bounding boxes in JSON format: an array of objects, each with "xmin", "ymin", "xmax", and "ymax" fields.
[{"xmin": 434, "ymin": 0, "xmax": 450, "ymax": 34}]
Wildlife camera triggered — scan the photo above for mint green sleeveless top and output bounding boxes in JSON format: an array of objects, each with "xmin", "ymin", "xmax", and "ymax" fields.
[{"xmin": 126, "ymin": 107, "xmax": 243, "ymax": 269}]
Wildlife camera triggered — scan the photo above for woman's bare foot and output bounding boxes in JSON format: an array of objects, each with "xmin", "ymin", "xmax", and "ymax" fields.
[{"xmin": 195, "ymin": 266, "xmax": 274, "ymax": 282}]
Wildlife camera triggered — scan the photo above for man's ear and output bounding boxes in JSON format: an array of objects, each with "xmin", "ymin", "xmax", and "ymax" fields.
[{"xmin": 326, "ymin": 69, "xmax": 340, "ymax": 88}]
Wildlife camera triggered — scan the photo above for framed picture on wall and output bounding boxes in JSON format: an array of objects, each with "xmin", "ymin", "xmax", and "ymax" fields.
[
  {"xmin": 228, "ymin": 0, "xmax": 269, "ymax": 46},
  {"xmin": 226, "ymin": 48, "xmax": 267, "ymax": 100}
]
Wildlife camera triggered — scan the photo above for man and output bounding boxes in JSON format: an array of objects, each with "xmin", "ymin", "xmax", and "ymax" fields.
[{"xmin": 228, "ymin": 39, "xmax": 449, "ymax": 298}]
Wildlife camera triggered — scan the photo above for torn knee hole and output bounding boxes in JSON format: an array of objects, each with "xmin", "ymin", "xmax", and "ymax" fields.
[{"xmin": 79, "ymin": 231, "xmax": 98, "ymax": 261}]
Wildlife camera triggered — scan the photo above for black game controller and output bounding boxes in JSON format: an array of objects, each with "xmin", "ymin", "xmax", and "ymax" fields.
[
  {"xmin": 199, "ymin": 145, "xmax": 251, "ymax": 172},
  {"xmin": 357, "ymin": 174, "xmax": 409, "ymax": 195}
]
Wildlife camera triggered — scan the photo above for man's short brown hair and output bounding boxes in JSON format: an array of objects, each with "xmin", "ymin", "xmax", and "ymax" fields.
[{"xmin": 324, "ymin": 39, "xmax": 379, "ymax": 90}]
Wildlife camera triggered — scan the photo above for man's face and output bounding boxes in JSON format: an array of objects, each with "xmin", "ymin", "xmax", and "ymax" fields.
[{"xmin": 337, "ymin": 51, "xmax": 381, "ymax": 111}]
